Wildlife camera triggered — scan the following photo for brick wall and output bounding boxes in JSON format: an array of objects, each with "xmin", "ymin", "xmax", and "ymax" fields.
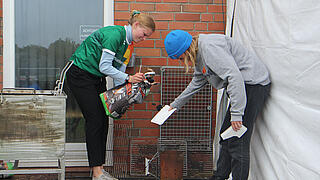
[
  {"xmin": 0, "ymin": 0, "xmax": 3, "ymax": 89},
  {"xmin": 114, "ymin": 0, "xmax": 226, "ymax": 147}
]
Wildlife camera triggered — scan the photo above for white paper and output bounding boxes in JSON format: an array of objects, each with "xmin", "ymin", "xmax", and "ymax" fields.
[
  {"xmin": 151, "ymin": 105, "xmax": 176, "ymax": 125},
  {"xmin": 221, "ymin": 125, "xmax": 247, "ymax": 140}
]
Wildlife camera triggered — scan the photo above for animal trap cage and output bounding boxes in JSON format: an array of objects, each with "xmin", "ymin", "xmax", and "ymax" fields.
[
  {"xmin": 130, "ymin": 67, "xmax": 215, "ymax": 179},
  {"xmin": 160, "ymin": 67, "xmax": 213, "ymax": 142},
  {"xmin": 159, "ymin": 67, "xmax": 214, "ymax": 178},
  {"xmin": 0, "ymin": 88, "xmax": 66, "ymax": 179}
]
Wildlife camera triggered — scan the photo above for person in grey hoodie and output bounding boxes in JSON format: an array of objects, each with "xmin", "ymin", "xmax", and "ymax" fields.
[{"xmin": 164, "ymin": 30, "xmax": 271, "ymax": 180}]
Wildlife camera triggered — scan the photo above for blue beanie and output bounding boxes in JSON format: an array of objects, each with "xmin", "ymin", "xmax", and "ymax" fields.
[{"xmin": 164, "ymin": 30, "xmax": 192, "ymax": 59}]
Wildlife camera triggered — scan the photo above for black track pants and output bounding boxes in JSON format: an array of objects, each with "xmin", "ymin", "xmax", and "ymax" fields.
[{"xmin": 66, "ymin": 64, "xmax": 108, "ymax": 167}]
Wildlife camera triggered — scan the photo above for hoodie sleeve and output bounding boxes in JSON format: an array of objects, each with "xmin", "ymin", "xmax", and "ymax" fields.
[
  {"xmin": 99, "ymin": 50, "xmax": 128, "ymax": 84},
  {"xmin": 200, "ymin": 40, "xmax": 246, "ymax": 122}
]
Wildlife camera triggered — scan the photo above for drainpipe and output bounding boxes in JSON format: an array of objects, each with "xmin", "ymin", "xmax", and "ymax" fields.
[
  {"xmin": 104, "ymin": 0, "xmax": 115, "ymax": 167},
  {"xmin": 3, "ymin": 0, "xmax": 15, "ymax": 88},
  {"xmin": 104, "ymin": 0, "xmax": 114, "ymax": 27}
]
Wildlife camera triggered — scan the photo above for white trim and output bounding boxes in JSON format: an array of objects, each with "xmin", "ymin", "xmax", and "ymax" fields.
[
  {"xmin": 104, "ymin": 0, "xmax": 114, "ymax": 26},
  {"xmin": 3, "ymin": 0, "xmax": 15, "ymax": 88},
  {"xmin": 102, "ymin": 48, "xmax": 116, "ymax": 56}
]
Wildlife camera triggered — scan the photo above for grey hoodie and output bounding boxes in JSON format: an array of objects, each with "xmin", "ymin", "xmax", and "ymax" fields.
[{"xmin": 170, "ymin": 34, "xmax": 270, "ymax": 122}]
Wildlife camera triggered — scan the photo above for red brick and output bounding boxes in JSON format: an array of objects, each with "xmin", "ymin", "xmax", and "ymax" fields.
[
  {"xmin": 141, "ymin": 58, "xmax": 167, "ymax": 66},
  {"xmin": 214, "ymin": 13, "xmax": 225, "ymax": 22},
  {"xmin": 136, "ymin": 0, "xmax": 162, "ymax": 2},
  {"xmin": 133, "ymin": 103, "xmax": 147, "ymax": 110},
  {"xmin": 161, "ymin": 31, "xmax": 170, "ymax": 39},
  {"xmin": 182, "ymin": 4, "xmax": 207, "ymax": 13},
  {"xmin": 169, "ymin": 22, "xmax": 194, "ymax": 30},
  {"xmin": 134, "ymin": 40, "xmax": 154, "ymax": 48},
  {"xmin": 175, "ymin": 13, "xmax": 200, "ymax": 21},
  {"xmin": 168, "ymin": 59, "xmax": 183, "ymax": 67},
  {"xmin": 149, "ymin": 31, "xmax": 161, "ymax": 39},
  {"xmin": 161, "ymin": 48, "xmax": 168, "ymax": 57},
  {"xmin": 114, "ymin": 11, "xmax": 130, "ymax": 20},
  {"xmin": 134, "ymin": 120, "xmax": 158, "ymax": 128},
  {"xmin": 215, "ymin": 31, "xmax": 225, "ymax": 34},
  {"xmin": 147, "ymin": 102, "xmax": 160, "ymax": 110},
  {"xmin": 135, "ymin": 48, "xmax": 161, "ymax": 57},
  {"xmin": 153, "ymin": 76, "xmax": 161, "ymax": 83},
  {"xmin": 208, "ymin": 22, "xmax": 225, "ymax": 31},
  {"xmin": 153, "ymin": 93, "xmax": 161, "ymax": 101},
  {"xmin": 131, "ymin": 137, "xmax": 158, "ymax": 144},
  {"xmin": 115, "ymin": 2, "xmax": 129, "ymax": 11},
  {"xmin": 114, "ymin": 119, "xmax": 133, "ymax": 126},
  {"xmin": 163, "ymin": 0, "xmax": 187, "ymax": 2},
  {"xmin": 155, "ymin": 39, "xmax": 164, "ymax": 48},
  {"xmin": 155, "ymin": 21, "xmax": 169, "ymax": 30},
  {"xmin": 127, "ymin": 111, "xmax": 153, "ymax": 119},
  {"xmin": 131, "ymin": 3, "xmax": 155, "ymax": 11},
  {"xmin": 115, "ymin": 0, "xmax": 135, "ymax": 2},
  {"xmin": 201, "ymin": 14, "xmax": 213, "ymax": 22},
  {"xmin": 156, "ymin": 4, "xmax": 181, "ymax": 12},
  {"xmin": 213, "ymin": 0, "xmax": 226, "ymax": 3},
  {"xmin": 140, "ymin": 128, "xmax": 160, "ymax": 137},
  {"xmin": 189, "ymin": 0, "xmax": 213, "ymax": 3},
  {"xmin": 208, "ymin": 4, "xmax": 225, "ymax": 13},
  {"xmin": 114, "ymin": 20, "xmax": 128, "ymax": 26},
  {"xmin": 195, "ymin": 22, "xmax": 207, "ymax": 31},
  {"xmin": 150, "ymin": 13, "xmax": 174, "ymax": 21}
]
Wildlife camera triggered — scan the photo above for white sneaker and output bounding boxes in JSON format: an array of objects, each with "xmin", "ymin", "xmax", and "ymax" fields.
[
  {"xmin": 92, "ymin": 174, "xmax": 110, "ymax": 180},
  {"xmin": 102, "ymin": 169, "xmax": 118, "ymax": 180}
]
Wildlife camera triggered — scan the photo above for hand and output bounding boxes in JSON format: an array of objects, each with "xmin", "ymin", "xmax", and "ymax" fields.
[
  {"xmin": 231, "ymin": 121, "xmax": 242, "ymax": 131},
  {"xmin": 168, "ymin": 106, "xmax": 173, "ymax": 111},
  {"xmin": 128, "ymin": 73, "xmax": 144, "ymax": 83}
]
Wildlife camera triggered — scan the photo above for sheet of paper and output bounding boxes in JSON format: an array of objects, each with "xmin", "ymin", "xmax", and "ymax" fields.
[
  {"xmin": 151, "ymin": 105, "xmax": 176, "ymax": 125},
  {"xmin": 221, "ymin": 125, "xmax": 247, "ymax": 140}
]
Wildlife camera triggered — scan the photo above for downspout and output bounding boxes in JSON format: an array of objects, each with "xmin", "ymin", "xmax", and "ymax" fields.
[
  {"xmin": 3, "ymin": 0, "xmax": 15, "ymax": 88},
  {"xmin": 103, "ymin": 0, "xmax": 115, "ymax": 167}
]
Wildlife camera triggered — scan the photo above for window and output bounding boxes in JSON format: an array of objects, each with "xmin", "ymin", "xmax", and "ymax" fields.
[{"xmin": 14, "ymin": 0, "xmax": 104, "ymax": 143}]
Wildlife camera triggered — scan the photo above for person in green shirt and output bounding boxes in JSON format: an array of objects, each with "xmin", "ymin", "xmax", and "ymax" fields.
[{"xmin": 66, "ymin": 10, "xmax": 155, "ymax": 180}]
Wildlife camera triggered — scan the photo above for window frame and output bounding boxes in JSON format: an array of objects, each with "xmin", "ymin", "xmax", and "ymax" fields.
[{"xmin": 3, "ymin": 0, "xmax": 114, "ymax": 167}]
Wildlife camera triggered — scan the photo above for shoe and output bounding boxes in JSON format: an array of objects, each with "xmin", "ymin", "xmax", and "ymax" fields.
[
  {"xmin": 92, "ymin": 174, "xmax": 108, "ymax": 180},
  {"xmin": 93, "ymin": 173, "xmax": 119, "ymax": 180},
  {"xmin": 101, "ymin": 169, "xmax": 118, "ymax": 180}
]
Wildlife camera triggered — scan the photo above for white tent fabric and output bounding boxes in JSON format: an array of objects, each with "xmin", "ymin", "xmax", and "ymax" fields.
[{"xmin": 223, "ymin": 0, "xmax": 320, "ymax": 179}]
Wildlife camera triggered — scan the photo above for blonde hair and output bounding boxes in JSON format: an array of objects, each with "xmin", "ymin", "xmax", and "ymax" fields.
[
  {"xmin": 183, "ymin": 34, "xmax": 199, "ymax": 73},
  {"xmin": 128, "ymin": 10, "xmax": 155, "ymax": 32}
]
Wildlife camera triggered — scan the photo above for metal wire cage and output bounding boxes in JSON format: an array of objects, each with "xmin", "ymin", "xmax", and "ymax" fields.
[
  {"xmin": 160, "ymin": 67, "xmax": 213, "ymax": 142},
  {"xmin": 160, "ymin": 66, "xmax": 214, "ymax": 178}
]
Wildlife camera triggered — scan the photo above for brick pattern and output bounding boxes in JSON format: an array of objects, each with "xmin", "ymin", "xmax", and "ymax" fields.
[
  {"xmin": 114, "ymin": 0, "xmax": 226, "ymax": 144},
  {"xmin": 0, "ymin": 0, "xmax": 3, "ymax": 89}
]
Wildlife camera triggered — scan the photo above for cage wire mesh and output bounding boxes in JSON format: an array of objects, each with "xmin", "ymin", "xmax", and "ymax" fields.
[
  {"xmin": 160, "ymin": 66, "xmax": 214, "ymax": 178},
  {"xmin": 130, "ymin": 139, "xmax": 159, "ymax": 177},
  {"xmin": 105, "ymin": 123, "xmax": 132, "ymax": 179}
]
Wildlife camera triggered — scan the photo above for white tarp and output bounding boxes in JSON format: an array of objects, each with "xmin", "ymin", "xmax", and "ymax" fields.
[{"xmin": 224, "ymin": 0, "xmax": 320, "ymax": 179}]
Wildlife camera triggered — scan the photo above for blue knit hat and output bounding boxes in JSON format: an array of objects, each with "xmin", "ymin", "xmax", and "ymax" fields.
[{"xmin": 164, "ymin": 30, "xmax": 192, "ymax": 59}]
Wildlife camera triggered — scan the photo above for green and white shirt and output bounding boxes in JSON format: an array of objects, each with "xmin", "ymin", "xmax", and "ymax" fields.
[{"xmin": 70, "ymin": 25, "xmax": 133, "ymax": 79}]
